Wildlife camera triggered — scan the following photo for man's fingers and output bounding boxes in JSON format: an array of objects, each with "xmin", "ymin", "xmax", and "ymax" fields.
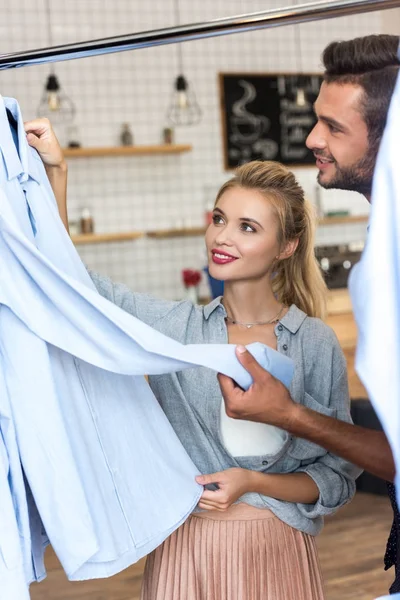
[
  {"xmin": 217, "ymin": 373, "xmax": 237, "ymax": 397},
  {"xmin": 235, "ymin": 345, "xmax": 270, "ymax": 383}
]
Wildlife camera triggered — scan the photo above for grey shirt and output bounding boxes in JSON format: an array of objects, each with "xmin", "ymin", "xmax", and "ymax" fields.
[{"xmin": 90, "ymin": 271, "xmax": 361, "ymax": 536}]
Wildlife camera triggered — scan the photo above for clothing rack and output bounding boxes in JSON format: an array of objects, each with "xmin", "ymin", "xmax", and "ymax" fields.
[{"xmin": 0, "ymin": 0, "xmax": 399, "ymax": 69}]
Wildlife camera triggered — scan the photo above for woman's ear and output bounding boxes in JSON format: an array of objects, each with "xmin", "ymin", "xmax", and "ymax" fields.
[{"xmin": 278, "ymin": 238, "xmax": 299, "ymax": 261}]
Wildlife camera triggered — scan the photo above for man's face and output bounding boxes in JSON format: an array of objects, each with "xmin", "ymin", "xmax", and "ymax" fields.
[{"xmin": 306, "ymin": 81, "xmax": 376, "ymax": 198}]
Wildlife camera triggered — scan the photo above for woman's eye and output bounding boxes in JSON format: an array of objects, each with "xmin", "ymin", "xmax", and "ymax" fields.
[
  {"xmin": 241, "ymin": 222, "xmax": 256, "ymax": 233},
  {"xmin": 212, "ymin": 214, "xmax": 224, "ymax": 225}
]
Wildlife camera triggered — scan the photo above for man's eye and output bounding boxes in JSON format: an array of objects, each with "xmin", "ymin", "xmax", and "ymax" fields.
[{"xmin": 328, "ymin": 124, "xmax": 340, "ymax": 134}]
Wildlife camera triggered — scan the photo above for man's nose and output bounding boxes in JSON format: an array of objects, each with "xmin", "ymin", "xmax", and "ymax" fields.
[{"xmin": 306, "ymin": 122, "xmax": 326, "ymax": 151}]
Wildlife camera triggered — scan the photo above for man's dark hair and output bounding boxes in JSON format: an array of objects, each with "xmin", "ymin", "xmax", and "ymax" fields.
[{"xmin": 323, "ymin": 34, "xmax": 400, "ymax": 150}]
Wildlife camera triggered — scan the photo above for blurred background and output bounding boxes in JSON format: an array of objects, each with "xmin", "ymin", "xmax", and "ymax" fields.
[{"xmin": 3, "ymin": 0, "xmax": 395, "ymax": 301}]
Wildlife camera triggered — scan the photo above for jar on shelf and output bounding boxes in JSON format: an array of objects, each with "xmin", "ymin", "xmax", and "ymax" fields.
[
  {"xmin": 162, "ymin": 127, "xmax": 174, "ymax": 144},
  {"xmin": 120, "ymin": 123, "xmax": 134, "ymax": 146},
  {"xmin": 80, "ymin": 207, "xmax": 94, "ymax": 234}
]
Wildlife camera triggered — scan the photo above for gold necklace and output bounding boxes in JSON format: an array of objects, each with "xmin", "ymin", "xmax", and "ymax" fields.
[{"xmin": 225, "ymin": 305, "xmax": 285, "ymax": 329}]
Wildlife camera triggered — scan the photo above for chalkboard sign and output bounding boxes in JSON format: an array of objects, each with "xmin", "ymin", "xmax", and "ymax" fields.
[{"xmin": 219, "ymin": 73, "xmax": 323, "ymax": 170}]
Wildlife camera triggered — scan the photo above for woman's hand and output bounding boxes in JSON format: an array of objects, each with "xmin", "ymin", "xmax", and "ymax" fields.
[
  {"xmin": 24, "ymin": 118, "xmax": 69, "ymax": 231},
  {"xmin": 196, "ymin": 468, "xmax": 254, "ymax": 511},
  {"xmin": 24, "ymin": 118, "xmax": 66, "ymax": 170}
]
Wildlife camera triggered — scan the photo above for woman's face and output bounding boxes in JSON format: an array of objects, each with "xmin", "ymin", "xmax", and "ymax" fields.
[{"xmin": 205, "ymin": 186, "xmax": 282, "ymax": 283}]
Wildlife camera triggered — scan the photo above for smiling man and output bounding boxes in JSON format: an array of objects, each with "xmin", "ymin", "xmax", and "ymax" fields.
[
  {"xmin": 219, "ymin": 34, "xmax": 400, "ymax": 595},
  {"xmin": 306, "ymin": 35, "xmax": 398, "ymax": 200}
]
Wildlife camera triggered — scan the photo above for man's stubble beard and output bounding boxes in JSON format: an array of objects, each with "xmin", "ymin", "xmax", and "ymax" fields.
[{"xmin": 317, "ymin": 144, "xmax": 377, "ymax": 197}]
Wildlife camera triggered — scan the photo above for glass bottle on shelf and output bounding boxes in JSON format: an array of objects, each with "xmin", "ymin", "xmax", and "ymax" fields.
[
  {"xmin": 120, "ymin": 123, "xmax": 134, "ymax": 146},
  {"xmin": 80, "ymin": 207, "xmax": 94, "ymax": 234}
]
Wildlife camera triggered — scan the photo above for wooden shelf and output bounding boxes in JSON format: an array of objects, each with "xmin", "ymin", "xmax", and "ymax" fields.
[
  {"xmin": 318, "ymin": 215, "xmax": 369, "ymax": 226},
  {"xmin": 71, "ymin": 232, "xmax": 144, "ymax": 245},
  {"xmin": 63, "ymin": 144, "xmax": 192, "ymax": 158},
  {"xmin": 147, "ymin": 227, "xmax": 206, "ymax": 239}
]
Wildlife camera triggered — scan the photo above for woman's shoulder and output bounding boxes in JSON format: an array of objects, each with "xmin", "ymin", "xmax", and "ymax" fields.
[
  {"xmin": 286, "ymin": 306, "xmax": 347, "ymax": 395},
  {"xmin": 283, "ymin": 304, "xmax": 338, "ymax": 342},
  {"xmin": 284, "ymin": 304, "xmax": 343, "ymax": 367}
]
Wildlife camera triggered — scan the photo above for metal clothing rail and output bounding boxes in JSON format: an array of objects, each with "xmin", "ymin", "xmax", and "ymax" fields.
[{"xmin": 0, "ymin": 0, "xmax": 399, "ymax": 69}]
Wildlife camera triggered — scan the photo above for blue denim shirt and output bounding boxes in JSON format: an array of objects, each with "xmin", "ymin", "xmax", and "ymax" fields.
[{"xmin": 91, "ymin": 272, "xmax": 362, "ymax": 536}]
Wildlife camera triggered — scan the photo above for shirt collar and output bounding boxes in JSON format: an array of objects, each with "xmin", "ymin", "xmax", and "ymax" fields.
[
  {"xmin": 203, "ymin": 296, "xmax": 307, "ymax": 333},
  {"xmin": 279, "ymin": 304, "xmax": 307, "ymax": 333},
  {"xmin": 203, "ymin": 295, "xmax": 225, "ymax": 320},
  {"xmin": 0, "ymin": 96, "xmax": 41, "ymax": 184}
]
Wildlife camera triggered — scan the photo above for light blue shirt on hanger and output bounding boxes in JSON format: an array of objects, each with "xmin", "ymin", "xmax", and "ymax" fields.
[
  {"xmin": 348, "ymin": 72, "xmax": 400, "ymax": 512},
  {"xmin": 0, "ymin": 96, "xmax": 294, "ymax": 598},
  {"xmin": 348, "ymin": 70, "xmax": 400, "ymax": 600}
]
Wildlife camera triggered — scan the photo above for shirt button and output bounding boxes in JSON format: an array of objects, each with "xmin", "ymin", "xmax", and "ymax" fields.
[
  {"xmin": 278, "ymin": 325, "xmax": 283, "ymax": 331},
  {"xmin": 262, "ymin": 460, "xmax": 268, "ymax": 466},
  {"xmin": 282, "ymin": 344, "xmax": 288, "ymax": 351}
]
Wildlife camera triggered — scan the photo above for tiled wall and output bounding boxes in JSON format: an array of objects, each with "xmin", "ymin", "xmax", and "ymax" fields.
[{"xmin": 1, "ymin": 0, "xmax": 387, "ymax": 299}]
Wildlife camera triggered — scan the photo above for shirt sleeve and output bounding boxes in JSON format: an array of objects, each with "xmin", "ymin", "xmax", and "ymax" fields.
[
  {"xmin": 88, "ymin": 270, "xmax": 192, "ymax": 330},
  {"xmin": 295, "ymin": 343, "xmax": 363, "ymax": 519}
]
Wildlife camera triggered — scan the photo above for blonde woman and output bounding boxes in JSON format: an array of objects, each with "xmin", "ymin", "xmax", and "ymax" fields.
[{"xmin": 28, "ymin": 119, "xmax": 359, "ymax": 600}]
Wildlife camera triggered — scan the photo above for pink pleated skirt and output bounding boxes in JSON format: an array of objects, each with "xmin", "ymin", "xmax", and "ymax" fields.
[{"xmin": 140, "ymin": 503, "xmax": 325, "ymax": 600}]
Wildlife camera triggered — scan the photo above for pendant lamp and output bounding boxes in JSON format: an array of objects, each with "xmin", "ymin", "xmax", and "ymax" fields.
[
  {"xmin": 37, "ymin": 0, "xmax": 75, "ymax": 124},
  {"xmin": 167, "ymin": 0, "xmax": 201, "ymax": 126}
]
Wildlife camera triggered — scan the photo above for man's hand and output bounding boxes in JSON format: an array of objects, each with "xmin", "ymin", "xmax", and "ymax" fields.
[
  {"xmin": 218, "ymin": 345, "xmax": 297, "ymax": 429},
  {"xmin": 196, "ymin": 468, "xmax": 253, "ymax": 511},
  {"xmin": 24, "ymin": 118, "xmax": 66, "ymax": 170}
]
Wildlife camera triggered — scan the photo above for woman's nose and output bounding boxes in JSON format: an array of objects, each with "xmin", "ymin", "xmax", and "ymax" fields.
[{"xmin": 214, "ymin": 226, "xmax": 234, "ymax": 246}]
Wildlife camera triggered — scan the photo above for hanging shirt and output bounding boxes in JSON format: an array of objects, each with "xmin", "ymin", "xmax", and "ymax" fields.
[
  {"xmin": 0, "ymin": 95, "xmax": 295, "ymax": 598},
  {"xmin": 348, "ymin": 73, "xmax": 400, "ymax": 598},
  {"xmin": 0, "ymin": 405, "xmax": 30, "ymax": 600}
]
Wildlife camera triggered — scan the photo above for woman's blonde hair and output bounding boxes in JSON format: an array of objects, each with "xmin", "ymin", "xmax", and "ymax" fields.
[{"xmin": 215, "ymin": 160, "xmax": 327, "ymax": 319}]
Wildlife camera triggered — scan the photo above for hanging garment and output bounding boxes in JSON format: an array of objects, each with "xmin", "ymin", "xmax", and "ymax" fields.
[
  {"xmin": 348, "ymin": 72, "xmax": 400, "ymax": 510},
  {"xmin": 0, "ymin": 95, "xmax": 294, "ymax": 599},
  {"xmin": 0, "ymin": 410, "xmax": 31, "ymax": 600}
]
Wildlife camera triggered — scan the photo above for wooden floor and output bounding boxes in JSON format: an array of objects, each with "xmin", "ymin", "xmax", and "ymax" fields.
[{"xmin": 30, "ymin": 492, "xmax": 394, "ymax": 600}]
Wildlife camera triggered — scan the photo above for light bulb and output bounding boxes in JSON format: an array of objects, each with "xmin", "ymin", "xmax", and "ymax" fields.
[
  {"xmin": 47, "ymin": 91, "xmax": 61, "ymax": 111},
  {"xmin": 37, "ymin": 73, "xmax": 76, "ymax": 124},
  {"xmin": 167, "ymin": 74, "xmax": 202, "ymax": 126},
  {"xmin": 178, "ymin": 90, "xmax": 188, "ymax": 109},
  {"xmin": 296, "ymin": 88, "xmax": 307, "ymax": 107}
]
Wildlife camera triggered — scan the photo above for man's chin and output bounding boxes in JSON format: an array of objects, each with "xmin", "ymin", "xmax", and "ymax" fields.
[{"xmin": 317, "ymin": 171, "xmax": 333, "ymax": 188}]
